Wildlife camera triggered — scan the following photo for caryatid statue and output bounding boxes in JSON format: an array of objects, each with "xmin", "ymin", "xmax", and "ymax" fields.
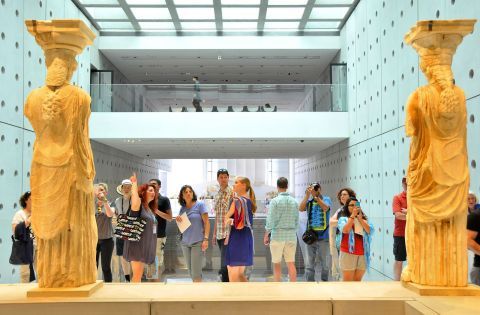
[
  {"xmin": 24, "ymin": 20, "xmax": 97, "ymax": 288},
  {"xmin": 402, "ymin": 19, "xmax": 476, "ymax": 287}
]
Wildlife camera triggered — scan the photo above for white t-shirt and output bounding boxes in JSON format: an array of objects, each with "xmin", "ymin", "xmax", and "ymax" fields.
[{"xmin": 12, "ymin": 209, "xmax": 29, "ymax": 225}]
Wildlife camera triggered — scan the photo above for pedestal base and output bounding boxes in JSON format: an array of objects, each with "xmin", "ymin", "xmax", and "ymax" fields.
[
  {"xmin": 402, "ymin": 281, "xmax": 480, "ymax": 296},
  {"xmin": 26, "ymin": 280, "xmax": 103, "ymax": 298}
]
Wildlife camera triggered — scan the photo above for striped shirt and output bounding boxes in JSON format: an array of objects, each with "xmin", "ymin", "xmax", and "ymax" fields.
[
  {"xmin": 265, "ymin": 192, "xmax": 299, "ymax": 241},
  {"xmin": 214, "ymin": 186, "xmax": 233, "ymax": 240}
]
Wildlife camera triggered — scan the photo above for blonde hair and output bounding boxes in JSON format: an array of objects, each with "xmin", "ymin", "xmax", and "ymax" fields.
[
  {"xmin": 420, "ymin": 55, "xmax": 459, "ymax": 114},
  {"xmin": 237, "ymin": 177, "xmax": 257, "ymax": 213},
  {"xmin": 95, "ymin": 183, "xmax": 109, "ymax": 193}
]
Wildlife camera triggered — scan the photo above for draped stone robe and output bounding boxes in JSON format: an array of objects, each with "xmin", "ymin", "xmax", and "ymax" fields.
[
  {"xmin": 402, "ymin": 84, "xmax": 469, "ymax": 286},
  {"xmin": 24, "ymin": 84, "xmax": 97, "ymax": 288}
]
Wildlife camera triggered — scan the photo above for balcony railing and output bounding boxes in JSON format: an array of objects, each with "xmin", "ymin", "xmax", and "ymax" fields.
[{"xmin": 90, "ymin": 84, "xmax": 347, "ymax": 113}]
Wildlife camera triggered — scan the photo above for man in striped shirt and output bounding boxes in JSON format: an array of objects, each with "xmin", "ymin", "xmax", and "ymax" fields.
[
  {"xmin": 264, "ymin": 177, "xmax": 299, "ymax": 282},
  {"xmin": 213, "ymin": 168, "xmax": 233, "ymax": 282}
]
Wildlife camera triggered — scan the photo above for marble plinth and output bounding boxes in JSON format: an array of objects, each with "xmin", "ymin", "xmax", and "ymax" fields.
[{"xmin": 0, "ymin": 282, "xmax": 478, "ymax": 315}]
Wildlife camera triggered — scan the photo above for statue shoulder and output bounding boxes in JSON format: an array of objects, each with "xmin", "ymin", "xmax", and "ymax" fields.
[{"xmin": 68, "ymin": 85, "xmax": 91, "ymax": 105}]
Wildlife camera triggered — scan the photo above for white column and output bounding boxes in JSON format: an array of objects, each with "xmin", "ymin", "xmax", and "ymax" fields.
[
  {"xmin": 245, "ymin": 159, "xmax": 255, "ymax": 181},
  {"xmin": 254, "ymin": 159, "xmax": 266, "ymax": 185}
]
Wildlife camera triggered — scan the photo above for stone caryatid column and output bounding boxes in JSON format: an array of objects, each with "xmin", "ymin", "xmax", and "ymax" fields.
[
  {"xmin": 24, "ymin": 20, "xmax": 97, "ymax": 288},
  {"xmin": 402, "ymin": 19, "xmax": 476, "ymax": 287}
]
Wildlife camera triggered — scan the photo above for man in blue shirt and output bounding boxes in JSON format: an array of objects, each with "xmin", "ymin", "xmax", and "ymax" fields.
[{"xmin": 299, "ymin": 182, "xmax": 332, "ymax": 281}]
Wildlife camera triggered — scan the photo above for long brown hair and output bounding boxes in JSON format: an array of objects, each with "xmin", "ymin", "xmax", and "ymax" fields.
[
  {"xmin": 138, "ymin": 183, "xmax": 158, "ymax": 211},
  {"xmin": 336, "ymin": 187, "xmax": 356, "ymax": 205},
  {"xmin": 237, "ymin": 177, "xmax": 257, "ymax": 213}
]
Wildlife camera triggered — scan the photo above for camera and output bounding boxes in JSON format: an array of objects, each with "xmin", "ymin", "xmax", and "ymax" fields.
[{"xmin": 310, "ymin": 183, "xmax": 320, "ymax": 191}]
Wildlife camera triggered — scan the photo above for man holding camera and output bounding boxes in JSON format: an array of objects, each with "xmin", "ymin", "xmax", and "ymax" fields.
[{"xmin": 299, "ymin": 182, "xmax": 332, "ymax": 282}]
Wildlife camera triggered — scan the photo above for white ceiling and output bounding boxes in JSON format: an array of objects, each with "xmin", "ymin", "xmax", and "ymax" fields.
[
  {"xmin": 93, "ymin": 138, "xmax": 344, "ymax": 158},
  {"xmin": 100, "ymin": 48, "xmax": 339, "ymax": 84}
]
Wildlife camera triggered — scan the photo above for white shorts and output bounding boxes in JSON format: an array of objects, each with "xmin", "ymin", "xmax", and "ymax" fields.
[{"xmin": 270, "ymin": 240, "xmax": 297, "ymax": 264}]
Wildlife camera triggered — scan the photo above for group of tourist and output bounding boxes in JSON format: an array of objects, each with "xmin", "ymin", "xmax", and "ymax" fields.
[{"xmin": 9, "ymin": 169, "xmax": 480, "ymax": 285}]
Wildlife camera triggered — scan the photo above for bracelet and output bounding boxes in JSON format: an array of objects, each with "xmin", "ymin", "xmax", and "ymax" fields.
[{"xmin": 203, "ymin": 237, "xmax": 208, "ymax": 241}]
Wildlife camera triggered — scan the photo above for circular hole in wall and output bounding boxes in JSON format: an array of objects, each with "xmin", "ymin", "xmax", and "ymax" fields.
[
  {"xmin": 15, "ymin": 42, "xmax": 19, "ymax": 49},
  {"xmin": 12, "ymin": 268, "xmax": 15, "ymax": 275},
  {"xmin": 401, "ymin": 73, "xmax": 404, "ymax": 80},
  {"xmin": 1, "ymin": 66, "xmax": 5, "ymax": 74},
  {"xmin": 16, "ymin": 9, "xmax": 19, "ymax": 16},
  {"xmin": 0, "ymin": 135, "xmax": 4, "ymax": 141},
  {"xmin": 1, "ymin": 0, "xmax": 4, "ymax": 6},
  {"xmin": 15, "ymin": 73, "xmax": 19, "ymax": 81},
  {"xmin": 39, "ymin": 58, "xmax": 42, "ymax": 64},
  {"xmin": 28, "ymin": 81, "xmax": 31, "ymax": 87},
  {"xmin": 39, "ymin": 1, "xmax": 42, "ymax": 7},
  {"xmin": 383, "ymin": 29, "xmax": 386, "ymax": 36},
  {"xmin": 400, "ymin": 10, "xmax": 404, "ymax": 18},
  {"xmin": 391, "ymin": 20, "xmax": 394, "ymax": 28},
  {"xmin": 1, "ymin": 100, "xmax": 4, "ymax": 107},
  {"xmin": 28, "ymin": 50, "xmax": 31, "ymax": 57},
  {"xmin": 0, "ymin": 203, "xmax": 3, "ymax": 210},
  {"xmin": 49, "ymin": 10, "xmax": 53, "ymax": 17},
  {"xmin": 470, "ymin": 114, "xmax": 475, "ymax": 123},
  {"xmin": 13, "ymin": 202, "xmax": 17, "ymax": 209},
  {"xmin": 472, "ymin": 160, "xmax": 477, "ymax": 169},
  {"xmin": 14, "ymin": 170, "xmax": 18, "ymax": 176},
  {"xmin": 411, "ymin": 66, "xmax": 415, "ymax": 73},
  {"xmin": 1, "ymin": 32, "xmax": 5, "ymax": 40},
  {"xmin": 15, "ymin": 106, "xmax": 18, "ymax": 112},
  {"xmin": 436, "ymin": 10, "xmax": 440, "ymax": 18},
  {"xmin": 469, "ymin": 69, "xmax": 474, "ymax": 78},
  {"xmin": 451, "ymin": 0, "xmax": 455, "ymax": 4},
  {"xmin": 15, "ymin": 138, "xmax": 18, "ymax": 144},
  {"xmin": 410, "ymin": 0, "xmax": 414, "ymax": 6},
  {"xmin": 0, "ymin": 169, "xmax": 3, "ymax": 175},
  {"xmin": 382, "ymin": 1, "xmax": 385, "ymax": 8}
]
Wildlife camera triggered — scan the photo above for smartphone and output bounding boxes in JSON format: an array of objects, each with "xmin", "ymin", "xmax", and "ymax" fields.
[{"xmin": 355, "ymin": 201, "xmax": 361, "ymax": 207}]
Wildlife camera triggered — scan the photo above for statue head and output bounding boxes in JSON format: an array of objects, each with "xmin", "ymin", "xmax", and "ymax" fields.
[{"xmin": 45, "ymin": 49, "xmax": 78, "ymax": 87}]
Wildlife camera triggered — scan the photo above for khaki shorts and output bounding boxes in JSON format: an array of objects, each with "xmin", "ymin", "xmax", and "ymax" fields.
[
  {"xmin": 270, "ymin": 240, "xmax": 297, "ymax": 263},
  {"xmin": 339, "ymin": 251, "xmax": 366, "ymax": 271}
]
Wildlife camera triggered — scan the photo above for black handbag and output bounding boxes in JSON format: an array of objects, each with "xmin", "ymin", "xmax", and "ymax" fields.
[
  {"xmin": 302, "ymin": 202, "xmax": 318, "ymax": 245},
  {"xmin": 302, "ymin": 228, "xmax": 318, "ymax": 245},
  {"xmin": 9, "ymin": 236, "xmax": 32, "ymax": 265},
  {"xmin": 114, "ymin": 209, "xmax": 147, "ymax": 242}
]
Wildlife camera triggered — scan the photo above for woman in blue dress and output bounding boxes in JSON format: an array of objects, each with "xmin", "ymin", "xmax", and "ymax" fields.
[{"xmin": 224, "ymin": 176, "xmax": 256, "ymax": 282}]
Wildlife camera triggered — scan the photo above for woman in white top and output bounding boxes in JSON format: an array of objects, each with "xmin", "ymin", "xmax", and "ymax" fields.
[{"xmin": 11, "ymin": 191, "xmax": 35, "ymax": 283}]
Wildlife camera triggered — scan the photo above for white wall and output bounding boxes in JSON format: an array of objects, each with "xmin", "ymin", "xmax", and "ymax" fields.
[{"xmin": 294, "ymin": 0, "xmax": 480, "ymax": 280}]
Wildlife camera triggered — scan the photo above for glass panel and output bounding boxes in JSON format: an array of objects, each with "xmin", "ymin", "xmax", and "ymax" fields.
[
  {"xmin": 181, "ymin": 22, "xmax": 216, "ymax": 29},
  {"xmin": 222, "ymin": 7, "xmax": 259, "ymax": 20},
  {"xmin": 305, "ymin": 21, "xmax": 340, "ymax": 28},
  {"xmin": 268, "ymin": 0, "xmax": 308, "ymax": 5},
  {"xmin": 223, "ymin": 22, "xmax": 258, "ymax": 29},
  {"xmin": 139, "ymin": 21, "xmax": 176, "ymax": 29},
  {"xmin": 131, "ymin": 8, "xmax": 171, "ymax": 19},
  {"xmin": 90, "ymin": 84, "xmax": 347, "ymax": 112},
  {"xmin": 309, "ymin": 7, "xmax": 349, "ymax": 19},
  {"xmin": 315, "ymin": 0, "xmax": 353, "ymax": 4},
  {"xmin": 174, "ymin": 0, "xmax": 213, "ymax": 4},
  {"xmin": 90, "ymin": 71, "xmax": 113, "ymax": 112},
  {"xmin": 221, "ymin": 0, "xmax": 260, "ymax": 4},
  {"xmin": 264, "ymin": 21, "xmax": 299, "ymax": 29},
  {"xmin": 97, "ymin": 22, "xmax": 134, "ymax": 29},
  {"xmin": 126, "ymin": 0, "xmax": 166, "ymax": 4},
  {"xmin": 330, "ymin": 64, "xmax": 347, "ymax": 111},
  {"xmin": 177, "ymin": 8, "xmax": 215, "ymax": 19},
  {"xmin": 86, "ymin": 7, "xmax": 128, "ymax": 19},
  {"xmin": 266, "ymin": 7, "xmax": 305, "ymax": 19},
  {"xmin": 80, "ymin": 0, "xmax": 118, "ymax": 4}
]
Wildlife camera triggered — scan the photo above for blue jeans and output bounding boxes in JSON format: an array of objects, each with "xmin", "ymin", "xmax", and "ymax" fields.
[{"xmin": 305, "ymin": 238, "xmax": 330, "ymax": 282}]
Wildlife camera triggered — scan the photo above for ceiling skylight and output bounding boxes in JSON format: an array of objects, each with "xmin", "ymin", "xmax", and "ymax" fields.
[
  {"xmin": 309, "ymin": 7, "xmax": 349, "ymax": 19},
  {"xmin": 222, "ymin": 7, "xmax": 259, "ymax": 20},
  {"xmin": 86, "ymin": 7, "xmax": 128, "ymax": 20},
  {"xmin": 131, "ymin": 8, "xmax": 171, "ymax": 20},
  {"xmin": 305, "ymin": 21, "xmax": 340, "ymax": 28},
  {"xmin": 223, "ymin": 22, "xmax": 258, "ymax": 29},
  {"xmin": 181, "ymin": 22, "xmax": 216, "ymax": 29},
  {"xmin": 97, "ymin": 22, "xmax": 134, "ymax": 29},
  {"xmin": 269, "ymin": 0, "xmax": 309, "ymax": 5},
  {"xmin": 139, "ymin": 22, "xmax": 176, "ymax": 29},
  {"xmin": 221, "ymin": 0, "xmax": 261, "ymax": 4},
  {"xmin": 76, "ymin": 0, "xmax": 356, "ymax": 33},
  {"xmin": 177, "ymin": 8, "xmax": 215, "ymax": 19},
  {"xmin": 266, "ymin": 7, "xmax": 305, "ymax": 19},
  {"xmin": 174, "ymin": 0, "xmax": 213, "ymax": 4},
  {"xmin": 264, "ymin": 21, "xmax": 300, "ymax": 29},
  {"xmin": 126, "ymin": 0, "xmax": 166, "ymax": 4}
]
